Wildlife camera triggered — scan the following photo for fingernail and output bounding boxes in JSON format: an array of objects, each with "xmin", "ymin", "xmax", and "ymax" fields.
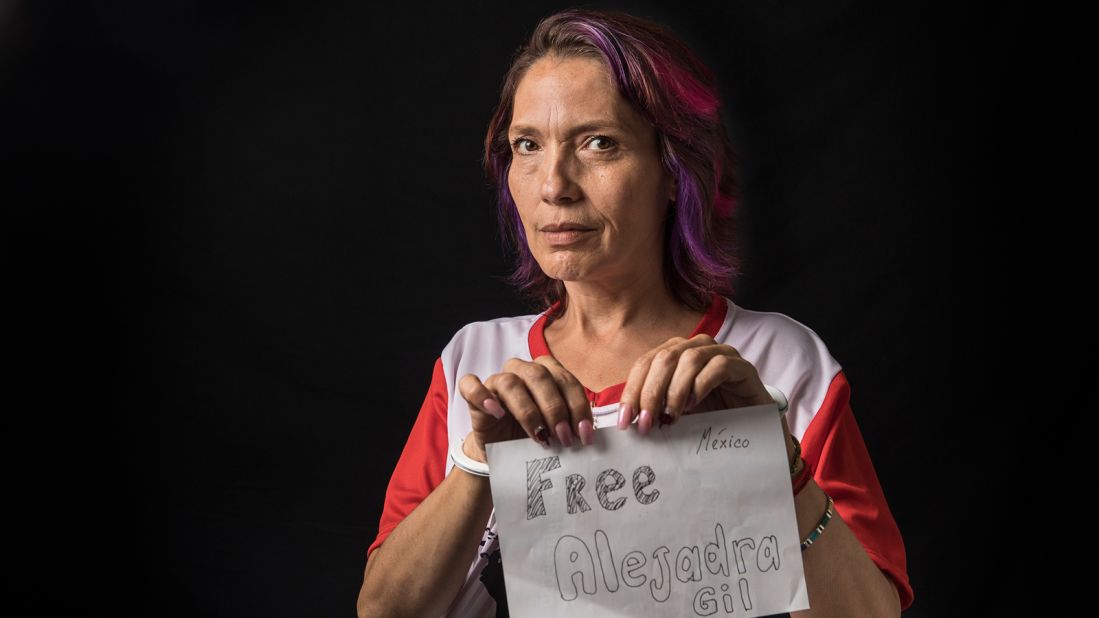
[
  {"xmin": 483, "ymin": 398, "xmax": 506, "ymax": 419},
  {"xmin": 617, "ymin": 403, "xmax": 633, "ymax": 429},
  {"xmin": 578, "ymin": 419, "xmax": 594, "ymax": 446},
  {"xmin": 555, "ymin": 420, "xmax": 574, "ymax": 447},
  {"xmin": 534, "ymin": 425, "xmax": 551, "ymax": 447},
  {"xmin": 638, "ymin": 409, "xmax": 653, "ymax": 436},
  {"xmin": 659, "ymin": 409, "xmax": 674, "ymax": 427}
]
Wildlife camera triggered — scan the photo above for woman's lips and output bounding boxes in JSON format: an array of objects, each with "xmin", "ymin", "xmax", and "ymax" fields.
[{"xmin": 542, "ymin": 229, "xmax": 594, "ymax": 245}]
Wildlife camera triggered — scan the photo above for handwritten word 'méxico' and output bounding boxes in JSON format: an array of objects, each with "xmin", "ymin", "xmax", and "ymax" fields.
[
  {"xmin": 696, "ymin": 426, "xmax": 750, "ymax": 455},
  {"xmin": 526, "ymin": 456, "xmax": 660, "ymax": 520}
]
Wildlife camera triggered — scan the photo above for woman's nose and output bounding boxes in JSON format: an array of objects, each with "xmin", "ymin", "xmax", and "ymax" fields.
[{"xmin": 540, "ymin": 146, "xmax": 581, "ymax": 205}]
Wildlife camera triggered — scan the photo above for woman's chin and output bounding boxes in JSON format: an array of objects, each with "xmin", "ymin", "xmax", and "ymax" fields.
[
  {"xmin": 544, "ymin": 269, "xmax": 584, "ymax": 282},
  {"xmin": 536, "ymin": 256, "xmax": 590, "ymax": 282}
]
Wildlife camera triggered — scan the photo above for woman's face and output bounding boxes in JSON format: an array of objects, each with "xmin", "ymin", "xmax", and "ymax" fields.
[{"xmin": 507, "ymin": 55, "xmax": 676, "ymax": 288}]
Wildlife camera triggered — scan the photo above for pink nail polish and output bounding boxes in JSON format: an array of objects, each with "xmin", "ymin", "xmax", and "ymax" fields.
[
  {"xmin": 617, "ymin": 403, "xmax": 633, "ymax": 429},
  {"xmin": 555, "ymin": 420, "xmax": 574, "ymax": 447},
  {"xmin": 578, "ymin": 419, "xmax": 594, "ymax": 446},
  {"xmin": 638, "ymin": 409, "xmax": 653, "ymax": 436},
  {"xmin": 483, "ymin": 398, "xmax": 506, "ymax": 419}
]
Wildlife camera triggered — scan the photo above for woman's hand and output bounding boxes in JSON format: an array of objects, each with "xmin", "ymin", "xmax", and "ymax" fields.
[
  {"xmin": 617, "ymin": 334, "xmax": 796, "ymax": 462},
  {"xmin": 458, "ymin": 356, "xmax": 596, "ymax": 463}
]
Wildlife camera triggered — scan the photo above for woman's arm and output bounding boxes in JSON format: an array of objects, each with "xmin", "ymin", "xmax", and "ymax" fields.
[
  {"xmin": 359, "ymin": 350, "xmax": 595, "ymax": 617},
  {"xmin": 357, "ymin": 439, "xmax": 494, "ymax": 618},
  {"xmin": 792, "ymin": 478, "xmax": 902, "ymax": 617}
]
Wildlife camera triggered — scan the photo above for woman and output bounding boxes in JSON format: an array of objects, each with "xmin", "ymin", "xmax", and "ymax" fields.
[{"xmin": 358, "ymin": 9, "xmax": 911, "ymax": 617}]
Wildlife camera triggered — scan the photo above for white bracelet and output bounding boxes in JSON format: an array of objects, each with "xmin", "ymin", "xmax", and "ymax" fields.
[
  {"xmin": 449, "ymin": 435, "xmax": 490, "ymax": 477},
  {"xmin": 764, "ymin": 384, "xmax": 789, "ymax": 413}
]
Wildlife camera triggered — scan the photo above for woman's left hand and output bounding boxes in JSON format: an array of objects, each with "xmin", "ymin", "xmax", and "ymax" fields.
[{"xmin": 617, "ymin": 333, "xmax": 796, "ymax": 460}]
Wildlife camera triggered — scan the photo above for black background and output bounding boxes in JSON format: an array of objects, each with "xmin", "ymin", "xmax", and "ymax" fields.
[{"xmin": 4, "ymin": 1, "xmax": 1081, "ymax": 615}]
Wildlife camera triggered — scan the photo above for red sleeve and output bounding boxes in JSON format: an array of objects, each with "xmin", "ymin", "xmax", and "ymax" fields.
[
  {"xmin": 367, "ymin": 356, "xmax": 450, "ymax": 559},
  {"xmin": 799, "ymin": 370, "xmax": 914, "ymax": 611}
]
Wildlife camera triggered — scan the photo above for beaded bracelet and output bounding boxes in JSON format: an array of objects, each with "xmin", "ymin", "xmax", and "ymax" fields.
[{"xmin": 800, "ymin": 493, "xmax": 834, "ymax": 552}]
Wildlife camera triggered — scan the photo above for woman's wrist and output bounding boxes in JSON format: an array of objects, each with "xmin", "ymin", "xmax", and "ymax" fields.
[
  {"xmin": 793, "ymin": 478, "xmax": 829, "ymax": 539},
  {"xmin": 462, "ymin": 435, "xmax": 488, "ymax": 464},
  {"xmin": 787, "ymin": 434, "xmax": 802, "ymax": 474},
  {"xmin": 791, "ymin": 455, "xmax": 812, "ymax": 495}
]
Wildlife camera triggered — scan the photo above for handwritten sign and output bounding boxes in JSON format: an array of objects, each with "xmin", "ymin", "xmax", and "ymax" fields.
[{"xmin": 485, "ymin": 403, "xmax": 809, "ymax": 617}]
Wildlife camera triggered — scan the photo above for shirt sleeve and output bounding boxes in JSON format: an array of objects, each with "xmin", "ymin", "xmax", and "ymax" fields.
[
  {"xmin": 798, "ymin": 370, "xmax": 914, "ymax": 611},
  {"xmin": 367, "ymin": 356, "xmax": 450, "ymax": 559}
]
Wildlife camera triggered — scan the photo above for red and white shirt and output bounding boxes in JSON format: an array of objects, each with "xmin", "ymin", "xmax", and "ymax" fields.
[{"xmin": 367, "ymin": 293, "xmax": 914, "ymax": 615}]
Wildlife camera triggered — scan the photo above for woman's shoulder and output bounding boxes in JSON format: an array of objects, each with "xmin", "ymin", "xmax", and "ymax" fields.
[
  {"xmin": 718, "ymin": 299, "xmax": 846, "ymax": 441},
  {"xmin": 720, "ymin": 298, "xmax": 844, "ymax": 416},
  {"xmin": 434, "ymin": 307, "xmax": 550, "ymax": 381},
  {"xmin": 442, "ymin": 308, "xmax": 547, "ymax": 352},
  {"xmin": 722, "ymin": 300, "xmax": 836, "ymax": 356}
]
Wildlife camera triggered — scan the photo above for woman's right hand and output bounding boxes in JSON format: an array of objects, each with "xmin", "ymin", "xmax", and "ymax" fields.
[{"xmin": 458, "ymin": 356, "xmax": 596, "ymax": 462}]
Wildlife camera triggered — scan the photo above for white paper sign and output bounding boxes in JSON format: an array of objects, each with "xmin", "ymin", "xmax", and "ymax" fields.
[{"xmin": 485, "ymin": 403, "xmax": 809, "ymax": 618}]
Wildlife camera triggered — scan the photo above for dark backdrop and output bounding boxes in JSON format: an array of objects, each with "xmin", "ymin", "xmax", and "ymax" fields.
[{"xmin": 4, "ymin": 1, "xmax": 1079, "ymax": 615}]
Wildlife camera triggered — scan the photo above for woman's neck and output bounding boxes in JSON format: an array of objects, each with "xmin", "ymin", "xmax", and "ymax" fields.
[{"xmin": 550, "ymin": 277, "xmax": 696, "ymax": 345}]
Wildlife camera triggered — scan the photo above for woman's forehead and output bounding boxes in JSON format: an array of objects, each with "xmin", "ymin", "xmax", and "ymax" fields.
[{"xmin": 510, "ymin": 57, "xmax": 644, "ymax": 138}]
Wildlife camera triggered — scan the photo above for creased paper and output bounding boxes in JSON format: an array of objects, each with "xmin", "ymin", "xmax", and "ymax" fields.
[{"xmin": 485, "ymin": 403, "xmax": 809, "ymax": 617}]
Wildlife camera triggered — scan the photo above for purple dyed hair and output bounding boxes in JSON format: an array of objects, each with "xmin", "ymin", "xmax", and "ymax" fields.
[{"xmin": 483, "ymin": 8, "xmax": 743, "ymax": 313}]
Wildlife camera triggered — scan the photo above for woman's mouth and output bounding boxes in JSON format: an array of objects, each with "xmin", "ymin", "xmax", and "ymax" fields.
[{"xmin": 542, "ymin": 229, "xmax": 594, "ymax": 246}]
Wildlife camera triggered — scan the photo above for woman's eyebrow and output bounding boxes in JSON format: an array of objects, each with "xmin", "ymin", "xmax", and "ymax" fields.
[{"xmin": 508, "ymin": 120, "xmax": 627, "ymax": 140}]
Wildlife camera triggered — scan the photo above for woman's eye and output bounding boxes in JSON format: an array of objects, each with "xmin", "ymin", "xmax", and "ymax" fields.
[
  {"xmin": 588, "ymin": 135, "xmax": 616, "ymax": 151},
  {"xmin": 511, "ymin": 135, "xmax": 615, "ymax": 154},
  {"xmin": 511, "ymin": 137, "xmax": 536, "ymax": 154}
]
